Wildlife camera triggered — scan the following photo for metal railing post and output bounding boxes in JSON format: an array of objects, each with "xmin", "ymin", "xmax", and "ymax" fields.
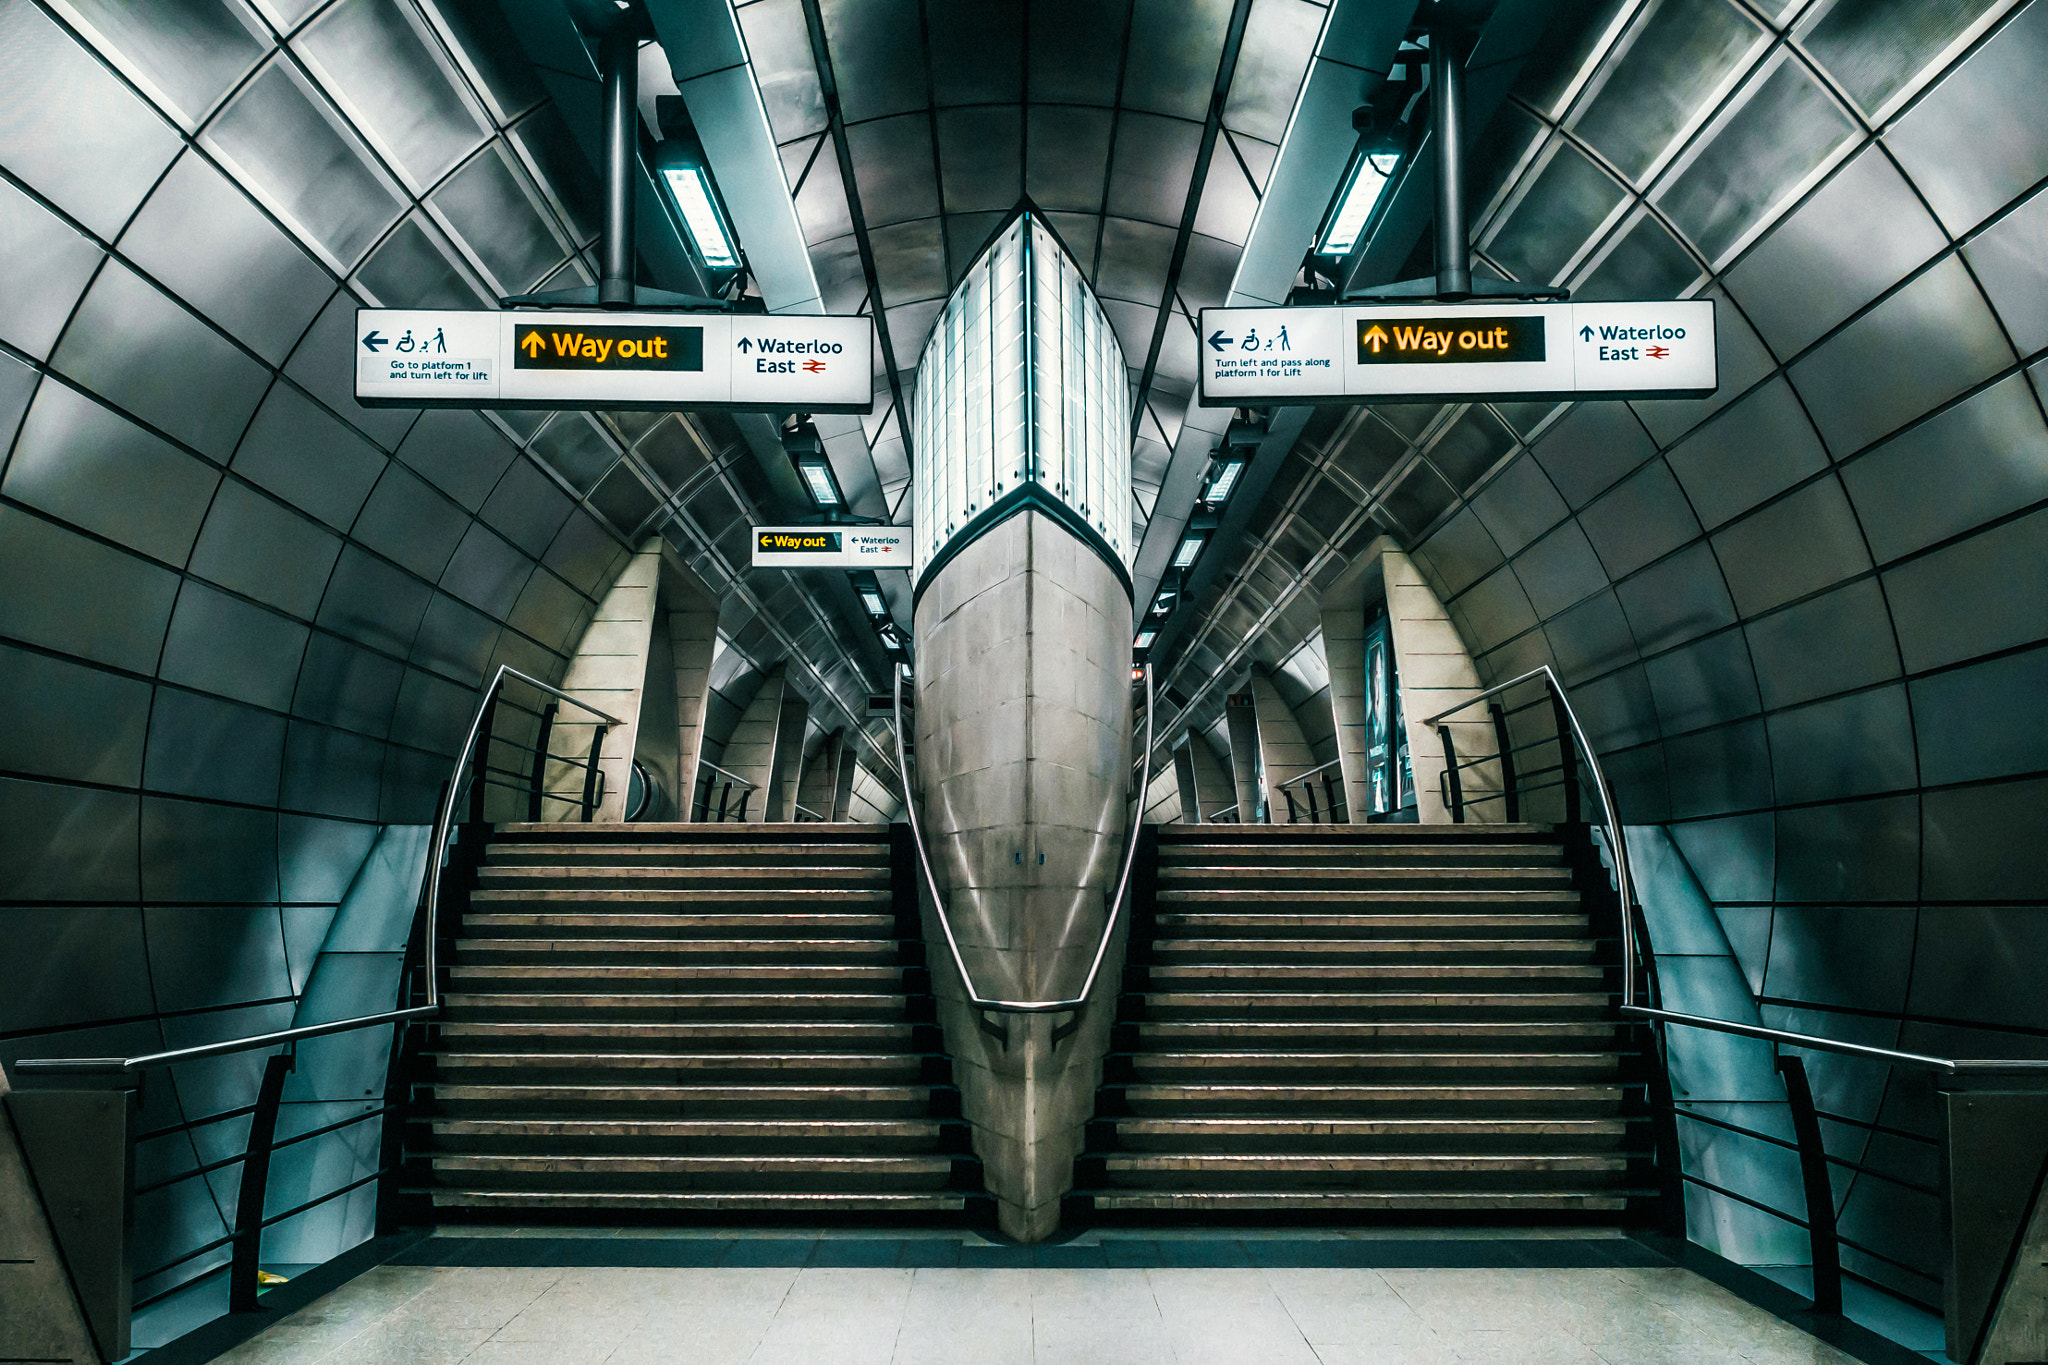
[
  {"xmin": 1547, "ymin": 681, "xmax": 1582, "ymax": 824},
  {"xmin": 467, "ymin": 681, "xmax": 501, "ymax": 824},
  {"xmin": 1777, "ymin": 1053, "xmax": 1844, "ymax": 1314},
  {"xmin": 1489, "ymin": 700, "xmax": 1519, "ymax": 822},
  {"xmin": 1438, "ymin": 726, "xmax": 1465, "ymax": 823},
  {"xmin": 580, "ymin": 723, "xmax": 607, "ymax": 821},
  {"xmin": 229, "ymin": 1050, "xmax": 294, "ymax": 1312},
  {"xmin": 526, "ymin": 700, "xmax": 557, "ymax": 822}
]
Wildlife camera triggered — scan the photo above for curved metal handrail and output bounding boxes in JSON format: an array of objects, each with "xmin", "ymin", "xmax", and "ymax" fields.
[
  {"xmin": 891, "ymin": 661, "xmax": 1154, "ymax": 1014},
  {"xmin": 1423, "ymin": 664, "xmax": 1641, "ymax": 1003},
  {"xmin": 1422, "ymin": 664, "xmax": 2048, "ymax": 1075},
  {"xmin": 17, "ymin": 665, "xmax": 623, "ymax": 1074}
]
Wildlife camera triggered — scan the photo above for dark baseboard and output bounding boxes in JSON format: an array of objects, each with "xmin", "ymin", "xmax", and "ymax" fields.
[
  {"xmin": 1630, "ymin": 1233, "xmax": 1938, "ymax": 1365},
  {"xmin": 130, "ymin": 1228, "xmax": 429, "ymax": 1365}
]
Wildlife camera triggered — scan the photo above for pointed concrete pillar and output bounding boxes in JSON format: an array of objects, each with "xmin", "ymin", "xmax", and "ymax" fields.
[{"xmin": 548, "ymin": 540, "xmax": 660, "ymax": 821}]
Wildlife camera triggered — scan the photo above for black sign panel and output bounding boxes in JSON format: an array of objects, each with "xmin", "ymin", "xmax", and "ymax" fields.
[
  {"xmin": 1355, "ymin": 316, "xmax": 1545, "ymax": 365},
  {"xmin": 513, "ymin": 324, "xmax": 704, "ymax": 371},
  {"xmin": 756, "ymin": 530, "xmax": 841, "ymax": 554}
]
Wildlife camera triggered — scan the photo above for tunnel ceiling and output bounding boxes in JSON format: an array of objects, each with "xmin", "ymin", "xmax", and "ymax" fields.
[{"xmin": 724, "ymin": 0, "xmax": 1330, "ymax": 541}]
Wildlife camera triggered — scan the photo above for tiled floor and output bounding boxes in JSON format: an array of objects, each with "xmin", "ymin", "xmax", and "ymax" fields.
[{"xmin": 212, "ymin": 1233, "xmax": 1867, "ymax": 1365}]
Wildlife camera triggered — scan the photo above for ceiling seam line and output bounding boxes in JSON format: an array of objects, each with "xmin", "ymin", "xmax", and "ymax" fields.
[
  {"xmin": 1089, "ymin": 1, "xmax": 1140, "ymax": 286},
  {"xmin": 795, "ymin": 0, "xmax": 914, "ymax": 468},
  {"xmin": 1130, "ymin": 0, "xmax": 1257, "ymax": 431}
]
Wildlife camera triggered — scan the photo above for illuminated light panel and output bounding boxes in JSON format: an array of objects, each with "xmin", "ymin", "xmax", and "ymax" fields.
[
  {"xmin": 1317, "ymin": 152, "xmax": 1399, "ymax": 257},
  {"xmin": 1205, "ymin": 457, "xmax": 1245, "ymax": 505},
  {"xmin": 1173, "ymin": 534, "xmax": 1206, "ymax": 568},
  {"xmin": 1135, "ymin": 630, "xmax": 1157, "ymax": 650},
  {"xmin": 662, "ymin": 166, "xmax": 739, "ymax": 269},
  {"xmin": 860, "ymin": 589, "xmax": 888, "ymax": 616},
  {"xmin": 797, "ymin": 459, "xmax": 842, "ymax": 507}
]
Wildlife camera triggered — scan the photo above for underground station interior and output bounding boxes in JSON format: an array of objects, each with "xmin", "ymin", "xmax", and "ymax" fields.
[{"xmin": 1, "ymin": 0, "xmax": 2046, "ymax": 1362}]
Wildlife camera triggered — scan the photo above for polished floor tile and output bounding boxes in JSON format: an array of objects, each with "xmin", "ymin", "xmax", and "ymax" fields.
[{"xmin": 210, "ymin": 1239, "xmax": 1869, "ymax": 1365}]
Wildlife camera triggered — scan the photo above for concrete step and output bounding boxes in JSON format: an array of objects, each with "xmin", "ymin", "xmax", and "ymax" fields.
[
  {"xmin": 447, "ymin": 964, "xmax": 907, "ymax": 990},
  {"xmin": 1144, "ymin": 963, "xmax": 1607, "ymax": 987},
  {"xmin": 428, "ymin": 1190, "xmax": 968, "ymax": 1212},
  {"xmin": 462, "ymin": 912, "xmax": 899, "ymax": 938},
  {"xmin": 1157, "ymin": 866, "xmax": 1573, "ymax": 890},
  {"xmin": 1125, "ymin": 1052, "xmax": 1622, "ymax": 1081},
  {"xmin": 429, "ymin": 1052, "xmax": 928, "ymax": 1081},
  {"xmin": 1156, "ymin": 824, "xmax": 1555, "ymax": 843},
  {"xmin": 1116, "ymin": 1084, "xmax": 1625, "ymax": 1116},
  {"xmin": 493, "ymin": 821, "xmax": 889, "ymax": 842},
  {"xmin": 436, "ymin": 1021, "xmax": 916, "ymax": 1050},
  {"xmin": 1138, "ymin": 991, "xmax": 1614, "ymax": 1020},
  {"xmin": 1152, "ymin": 912, "xmax": 1590, "ymax": 938},
  {"xmin": 485, "ymin": 842, "xmax": 890, "ymax": 867},
  {"xmin": 1155, "ymin": 889, "xmax": 1581, "ymax": 910},
  {"xmin": 1111, "ymin": 1117, "xmax": 1631, "ymax": 1151},
  {"xmin": 1102, "ymin": 1152, "xmax": 1632, "ymax": 1189},
  {"xmin": 1130, "ymin": 1021, "xmax": 1619, "ymax": 1048},
  {"xmin": 1086, "ymin": 1191, "xmax": 1632, "ymax": 1212},
  {"xmin": 428, "ymin": 1083, "xmax": 937, "ymax": 1117},
  {"xmin": 441, "ymin": 992, "xmax": 911, "ymax": 1020},
  {"xmin": 453, "ymin": 938, "xmax": 899, "ymax": 963},
  {"xmin": 469, "ymin": 888, "xmax": 893, "ymax": 907},
  {"xmin": 476, "ymin": 865, "xmax": 890, "ymax": 891},
  {"xmin": 428, "ymin": 1152, "xmax": 957, "ymax": 1191},
  {"xmin": 1157, "ymin": 843, "xmax": 1565, "ymax": 866},
  {"xmin": 422, "ymin": 1117, "xmax": 946, "ymax": 1154},
  {"xmin": 1151, "ymin": 938, "xmax": 1597, "ymax": 962}
]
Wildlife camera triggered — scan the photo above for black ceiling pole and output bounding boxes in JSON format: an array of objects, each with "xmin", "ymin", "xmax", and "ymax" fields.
[
  {"xmin": 1430, "ymin": 28, "xmax": 1470, "ymax": 301},
  {"xmin": 599, "ymin": 27, "xmax": 637, "ymax": 309}
]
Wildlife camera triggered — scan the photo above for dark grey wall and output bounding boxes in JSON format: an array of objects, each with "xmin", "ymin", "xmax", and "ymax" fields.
[{"xmin": 1154, "ymin": 0, "xmax": 2048, "ymax": 1316}]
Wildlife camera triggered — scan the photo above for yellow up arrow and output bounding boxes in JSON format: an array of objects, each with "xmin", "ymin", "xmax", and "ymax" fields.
[
  {"xmin": 519, "ymin": 331, "xmax": 546, "ymax": 358},
  {"xmin": 1363, "ymin": 324, "xmax": 1389, "ymax": 353}
]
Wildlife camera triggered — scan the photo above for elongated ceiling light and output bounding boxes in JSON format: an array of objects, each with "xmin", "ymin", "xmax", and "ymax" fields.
[{"xmin": 1316, "ymin": 150, "xmax": 1400, "ymax": 257}]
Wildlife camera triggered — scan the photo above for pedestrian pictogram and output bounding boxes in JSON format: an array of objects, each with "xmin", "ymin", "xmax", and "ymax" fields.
[
  {"xmin": 354, "ymin": 308, "xmax": 875, "ymax": 411},
  {"xmin": 1197, "ymin": 299, "xmax": 1716, "ymax": 404}
]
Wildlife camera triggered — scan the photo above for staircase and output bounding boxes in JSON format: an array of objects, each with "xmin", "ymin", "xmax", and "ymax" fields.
[
  {"xmin": 408, "ymin": 822, "xmax": 981, "ymax": 1218},
  {"xmin": 1074, "ymin": 822, "xmax": 1654, "ymax": 1218}
]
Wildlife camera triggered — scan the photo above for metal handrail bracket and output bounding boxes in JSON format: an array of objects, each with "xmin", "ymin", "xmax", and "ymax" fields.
[
  {"xmin": 1421, "ymin": 664, "xmax": 2048, "ymax": 1077},
  {"xmin": 891, "ymin": 661, "xmax": 1154, "ymax": 1014},
  {"xmin": 20, "ymin": 665, "xmax": 622, "ymax": 1073}
]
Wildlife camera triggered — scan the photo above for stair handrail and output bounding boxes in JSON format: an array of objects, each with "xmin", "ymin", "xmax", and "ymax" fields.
[
  {"xmin": 1420, "ymin": 665, "xmax": 2048, "ymax": 1071},
  {"xmin": 890, "ymin": 661, "xmax": 1154, "ymax": 1014},
  {"xmin": 14, "ymin": 664, "xmax": 624, "ymax": 1074}
]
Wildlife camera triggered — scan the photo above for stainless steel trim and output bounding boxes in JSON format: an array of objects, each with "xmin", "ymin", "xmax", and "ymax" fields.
[
  {"xmin": 1276, "ymin": 756, "xmax": 1345, "ymax": 784},
  {"xmin": 891, "ymin": 662, "xmax": 1154, "ymax": 1014},
  {"xmin": 1425, "ymin": 666, "xmax": 2046, "ymax": 1075},
  {"xmin": 695, "ymin": 758, "xmax": 760, "ymax": 788},
  {"xmin": 1422, "ymin": 664, "xmax": 1640, "ymax": 1002},
  {"xmin": 1622, "ymin": 1006, "xmax": 2048, "ymax": 1075},
  {"xmin": 14, "ymin": 1007, "xmax": 439, "ymax": 1074},
  {"xmin": 17, "ymin": 664, "xmax": 609, "ymax": 1074}
]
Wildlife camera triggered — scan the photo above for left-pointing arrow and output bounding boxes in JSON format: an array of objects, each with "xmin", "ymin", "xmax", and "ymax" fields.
[
  {"xmin": 361, "ymin": 331, "xmax": 387, "ymax": 352},
  {"xmin": 1208, "ymin": 330, "xmax": 1233, "ymax": 352}
]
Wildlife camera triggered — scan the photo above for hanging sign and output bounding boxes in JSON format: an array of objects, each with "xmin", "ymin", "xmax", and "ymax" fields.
[
  {"xmin": 751, "ymin": 525, "xmax": 913, "ymax": 569},
  {"xmin": 1197, "ymin": 299, "xmax": 1716, "ymax": 404},
  {"xmin": 355, "ymin": 309, "xmax": 874, "ymax": 412}
]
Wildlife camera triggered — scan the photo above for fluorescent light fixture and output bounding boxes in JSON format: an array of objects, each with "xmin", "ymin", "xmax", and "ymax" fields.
[
  {"xmin": 796, "ymin": 457, "xmax": 842, "ymax": 508},
  {"xmin": 879, "ymin": 627, "xmax": 903, "ymax": 650},
  {"xmin": 860, "ymin": 588, "xmax": 888, "ymax": 616},
  {"xmin": 660, "ymin": 165, "xmax": 740, "ymax": 271},
  {"xmin": 1173, "ymin": 533, "xmax": 1206, "ymax": 568},
  {"xmin": 1205, "ymin": 457, "xmax": 1246, "ymax": 506},
  {"xmin": 1135, "ymin": 630, "xmax": 1157, "ymax": 650},
  {"xmin": 1149, "ymin": 592, "xmax": 1175, "ymax": 618},
  {"xmin": 1316, "ymin": 150, "xmax": 1400, "ymax": 257}
]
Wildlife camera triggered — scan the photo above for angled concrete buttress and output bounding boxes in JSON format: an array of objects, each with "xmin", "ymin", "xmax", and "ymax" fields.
[{"xmin": 905, "ymin": 212, "xmax": 1137, "ymax": 1240}]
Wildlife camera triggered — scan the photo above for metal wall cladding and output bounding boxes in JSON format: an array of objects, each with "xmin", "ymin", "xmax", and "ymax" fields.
[{"xmin": 0, "ymin": 2, "xmax": 738, "ymax": 1341}]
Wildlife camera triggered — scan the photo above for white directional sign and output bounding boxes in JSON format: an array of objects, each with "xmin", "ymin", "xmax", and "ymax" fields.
[
  {"xmin": 751, "ymin": 525, "xmax": 913, "ymax": 569},
  {"xmin": 355, "ymin": 309, "xmax": 874, "ymax": 412},
  {"xmin": 1197, "ymin": 299, "xmax": 1716, "ymax": 405}
]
